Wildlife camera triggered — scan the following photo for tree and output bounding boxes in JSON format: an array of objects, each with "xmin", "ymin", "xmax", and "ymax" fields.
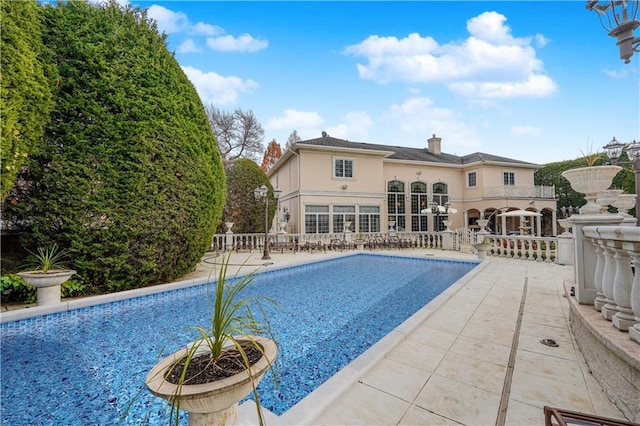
[
  {"xmin": 205, "ymin": 105, "xmax": 265, "ymax": 161},
  {"xmin": 4, "ymin": 1, "xmax": 226, "ymax": 293},
  {"xmin": 0, "ymin": 0, "xmax": 56, "ymax": 201},
  {"xmin": 218, "ymin": 158, "xmax": 276, "ymax": 234},
  {"xmin": 261, "ymin": 139, "xmax": 282, "ymax": 172},
  {"xmin": 285, "ymin": 130, "xmax": 301, "ymax": 150}
]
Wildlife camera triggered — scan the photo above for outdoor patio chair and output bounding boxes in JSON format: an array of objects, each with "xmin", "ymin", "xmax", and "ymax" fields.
[{"xmin": 543, "ymin": 406, "xmax": 639, "ymax": 426}]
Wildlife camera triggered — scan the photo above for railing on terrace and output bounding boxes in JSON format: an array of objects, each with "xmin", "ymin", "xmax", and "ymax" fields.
[
  {"xmin": 581, "ymin": 225, "xmax": 640, "ymax": 345},
  {"xmin": 211, "ymin": 230, "xmax": 559, "ymax": 263},
  {"xmin": 484, "ymin": 185, "xmax": 556, "ymax": 199},
  {"xmin": 480, "ymin": 235, "xmax": 557, "ymax": 263}
]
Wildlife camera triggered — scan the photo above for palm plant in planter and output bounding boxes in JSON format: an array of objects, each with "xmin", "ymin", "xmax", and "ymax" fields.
[
  {"xmin": 17, "ymin": 243, "xmax": 76, "ymax": 306},
  {"xmin": 145, "ymin": 254, "xmax": 278, "ymax": 426}
]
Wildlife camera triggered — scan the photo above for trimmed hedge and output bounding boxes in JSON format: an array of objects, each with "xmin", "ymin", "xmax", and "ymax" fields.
[{"xmin": 4, "ymin": 1, "xmax": 225, "ymax": 293}]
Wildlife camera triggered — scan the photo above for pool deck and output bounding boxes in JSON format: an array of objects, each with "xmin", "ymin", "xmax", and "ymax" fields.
[
  {"xmin": 189, "ymin": 248, "xmax": 631, "ymax": 425},
  {"xmin": 2, "ymin": 248, "xmax": 634, "ymax": 425}
]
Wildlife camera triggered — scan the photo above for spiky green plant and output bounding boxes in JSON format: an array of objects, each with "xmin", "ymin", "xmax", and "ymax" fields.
[
  {"xmin": 153, "ymin": 252, "xmax": 279, "ymax": 425},
  {"xmin": 22, "ymin": 243, "xmax": 69, "ymax": 274}
]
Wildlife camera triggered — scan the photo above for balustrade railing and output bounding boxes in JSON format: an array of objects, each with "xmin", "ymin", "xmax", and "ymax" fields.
[
  {"xmin": 479, "ymin": 235, "xmax": 557, "ymax": 262},
  {"xmin": 582, "ymin": 225, "xmax": 640, "ymax": 345}
]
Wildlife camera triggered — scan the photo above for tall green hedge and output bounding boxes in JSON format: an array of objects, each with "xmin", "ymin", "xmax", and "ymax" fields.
[
  {"xmin": 0, "ymin": 0, "xmax": 56, "ymax": 201},
  {"xmin": 218, "ymin": 158, "xmax": 276, "ymax": 234},
  {"xmin": 4, "ymin": 1, "xmax": 225, "ymax": 292}
]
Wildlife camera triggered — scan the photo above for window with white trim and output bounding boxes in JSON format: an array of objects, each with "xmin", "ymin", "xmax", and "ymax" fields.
[
  {"xmin": 411, "ymin": 181, "xmax": 429, "ymax": 232},
  {"xmin": 467, "ymin": 171, "xmax": 477, "ymax": 187},
  {"xmin": 358, "ymin": 205, "xmax": 380, "ymax": 233},
  {"xmin": 333, "ymin": 205, "xmax": 356, "ymax": 233},
  {"xmin": 503, "ymin": 171, "xmax": 515, "ymax": 186},
  {"xmin": 334, "ymin": 158, "xmax": 353, "ymax": 178},
  {"xmin": 305, "ymin": 205, "xmax": 329, "ymax": 234},
  {"xmin": 387, "ymin": 179, "xmax": 405, "ymax": 231}
]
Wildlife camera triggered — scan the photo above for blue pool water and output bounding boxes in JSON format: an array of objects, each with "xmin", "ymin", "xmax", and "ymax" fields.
[{"xmin": 1, "ymin": 254, "xmax": 477, "ymax": 424}]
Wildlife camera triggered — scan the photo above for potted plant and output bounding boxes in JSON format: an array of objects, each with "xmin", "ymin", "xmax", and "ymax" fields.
[
  {"xmin": 17, "ymin": 243, "xmax": 76, "ymax": 306},
  {"xmin": 561, "ymin": 145, "xmax": 622, "ymax": 215},
  {"xmin": 145, "ymin": 253, "xmax": 278, "ymax": 426},
  {"xmin": 472, "ymin": 237, "xmax": 492, "ymax": 260}
]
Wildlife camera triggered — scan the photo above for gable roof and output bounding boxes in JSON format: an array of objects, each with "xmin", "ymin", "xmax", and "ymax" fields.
[{"xmin": 295, "ymin": 135, "xmax": 538, "ymax": 167}]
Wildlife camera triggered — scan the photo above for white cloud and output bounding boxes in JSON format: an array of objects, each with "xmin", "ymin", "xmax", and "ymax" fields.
[
  {"xmin": 265, "ymin": 110, "xmax": 324, "ymax": 131},
  {"xmin": 343, "ymin": 11, "xmax": 556, "ymax": 99},
  {"xmin": 206, "ymin": 34, "xmax": 268, "ymax": 53},
  {"xmin": 511, "ymin": 125, "xmax": 542, "ymax": 136},
  {"xmin": 325, "ymin": 111, "xmax": 372, "ymax": 141},
  {"xmin": 177, "ymin": 39, "xmax": 202, "ymax": 54},
  {"xmin": 146, "ymin": 5, "xmax": 267, "ymax": 53},
  {"xmin": 386, "ymin": 97, "xmax": 480, "ymax": 148},
  {"xmin": 190, "ymin": 22, "xmax": 224, "ymax": 37},
  {"xmin": 181, "ymin": 66, "xmax": 258, "ymax": 105},
  {"xmin": 146, "ymin": 5, "xmax": 188, "ymax": 34},
  {"xmin": 448, "ymin": 73, "xmax": 557, "ymax": 98}
]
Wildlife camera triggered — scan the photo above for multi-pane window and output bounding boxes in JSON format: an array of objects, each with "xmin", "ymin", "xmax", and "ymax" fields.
[
  {"xmin": 432, "ymin": 182, "xmax": 449, "ymax": 232},
  {"xmin": 503, "ymin": 171, "xmax": 515, "ymax": 186},
  {"xmin": 467, "ymin": 171, "xmax": 477, "ymax": 187},
  {"xmin": 410, "ymin": 181, "xmax": 429, "ymax": 232},
  {"xmin": 358, "ymin": 205, "xmax": 380, "ymax": 233},
  {"xmin": 305, "ymin": 205, "xmax": 330, "ymax": 234},
  {"xmin": 333, "ymin": 205, "xmax": 356, "ymax": 233},
  {"xmin": 387, "ymin": 180, "xmax": 406, "ymax": 231},
  {"xmin": 334, "ymin": 158, "xmax": 353, "ymax": 178}
]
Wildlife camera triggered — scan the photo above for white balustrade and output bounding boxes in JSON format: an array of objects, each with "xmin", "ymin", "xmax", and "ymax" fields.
[{"xmin": 582, "ymin": 225, "xmax": 640, "ymax": 344}]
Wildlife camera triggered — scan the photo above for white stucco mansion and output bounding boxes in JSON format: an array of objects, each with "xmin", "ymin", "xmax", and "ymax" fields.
[{"xmin": 268, "ymin": 133, "xmax": 558, "ymax": 236}]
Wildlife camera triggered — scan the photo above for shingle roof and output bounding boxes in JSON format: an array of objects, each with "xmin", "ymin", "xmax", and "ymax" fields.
[{"xmin": 296, "ymin": 135, "xmax": 537, "ymax": 166}]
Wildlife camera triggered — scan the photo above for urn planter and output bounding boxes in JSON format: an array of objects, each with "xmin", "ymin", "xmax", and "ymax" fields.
[
  {"xmin": 561, "ymin": 165, "xmax": 622, "ymax": 215},
  {"xmin": 17, "ymin": 269, "xmax": 76, "ymax": 306},
  {"xmin": 146, "ymin": 336, "xmax": 277, "ymax": 426}
]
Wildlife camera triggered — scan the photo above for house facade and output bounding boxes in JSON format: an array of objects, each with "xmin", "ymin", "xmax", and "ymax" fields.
[{"xmin": 267, "ymin": 133, "xmax": 558, "ymax": 236}]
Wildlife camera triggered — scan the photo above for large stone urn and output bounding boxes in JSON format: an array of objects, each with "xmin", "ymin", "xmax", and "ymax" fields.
[
  {"xmin": 561, "ymin": 165, "xmax": 622, "ymax": 214},
  {"xmin": 146, "ymin": 336, "xmax": 277, "ymax": 426},
  {"xmin": 17, "ymin": 270, "xmax": 76, "ymax": 306}
]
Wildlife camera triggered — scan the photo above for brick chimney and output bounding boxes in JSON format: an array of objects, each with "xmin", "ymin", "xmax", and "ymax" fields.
[{"xmin": 427, "ymin": 134, "xmax": 441, "ymax": 155}]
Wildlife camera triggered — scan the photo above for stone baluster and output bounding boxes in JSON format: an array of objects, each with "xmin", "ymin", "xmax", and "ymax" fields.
[
  {"xmin": 612, "ymin": 242, "xmax": 636, "ymax": 331},
  {"xmin": 622, "ymin": 243, "xmax": 640, "ymax": 340},
  {"xmin": 601, "ymin": 241, "xmax": 620, "ymax": 321},
  {"xmin": 593, "ymin": 238, "xmax": 607, "ymax": 311}
]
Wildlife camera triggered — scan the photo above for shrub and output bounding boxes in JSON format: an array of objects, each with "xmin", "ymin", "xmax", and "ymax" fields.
[
  {"xmin": 218, "ymin": 158, "xmax": 276, "ymax": 234},
  {"xmin": 4, "ymin": 2, "xmax": 225, "ymax": 293}
]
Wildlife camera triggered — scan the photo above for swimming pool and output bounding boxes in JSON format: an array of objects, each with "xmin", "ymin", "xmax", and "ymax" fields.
[{"xmin": 1, "ymin": 253, "xmax": 478, "ymax": 424}]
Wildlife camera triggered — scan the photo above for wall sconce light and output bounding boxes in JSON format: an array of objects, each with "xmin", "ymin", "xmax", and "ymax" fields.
[{"xmin": 341, "ymin": 184, "xmax": 348, "ymax": 190}]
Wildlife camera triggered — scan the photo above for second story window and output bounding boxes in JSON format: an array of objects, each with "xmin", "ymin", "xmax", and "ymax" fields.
[
  {"xmin": 334, "ymin": 158, "xmax": 353, "ymax": 178},
  {"xmin": 503, "ymin": 171, "xmax": 515, "ymax": 186},
  {"xmin": 467, "ymin": 171, "xmax": 477, "ymax": 187}
]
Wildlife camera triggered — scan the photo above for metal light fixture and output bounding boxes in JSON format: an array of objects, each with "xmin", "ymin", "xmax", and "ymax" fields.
[
  {"xmin": 420, "ymin": 199, "xmax": 452, "ymax": 232},
  {"xmin": 587, "ymin": 0, "xmax": 640, "ymax": 63},
  {"xmin": 603, "ymin": 136, "xmax": 640, "ymax": 224},
  {"xmin": 254, "ymin": 185, "xmax": 281, "ymax": 260}
]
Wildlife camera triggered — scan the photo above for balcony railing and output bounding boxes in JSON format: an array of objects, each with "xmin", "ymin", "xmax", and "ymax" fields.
[{"xmin": 484, "ymin": 185, "xmax": 556, "ymax": 199}]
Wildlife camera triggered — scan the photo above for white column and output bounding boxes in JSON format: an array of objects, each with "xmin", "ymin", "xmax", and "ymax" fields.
[
  {"xmin": 592, "ymin": 239, "xmax": 606, "ymax": 311},
  {"xmin": 551, "ymin": 210, "xmax": 557, "ymax": 237},
  {"xmin": 628, "ymin": 246, "xmax": 640, "ymax": 344},
  {"xmin": 570, "ymin": 214, "xmax": 624, "ymax": 304},
  {"xmin": 612, "ymin": 242, "xmax": 638, "ymax": 331},
  {"xmin": 601, "ymin": 240, "xmax": 620, "ymax": 321}
]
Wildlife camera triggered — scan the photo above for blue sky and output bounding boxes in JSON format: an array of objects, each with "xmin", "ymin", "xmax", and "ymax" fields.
[{"xmin": 129, "ymin": 1, "xmax": 639, "ymax": 165}]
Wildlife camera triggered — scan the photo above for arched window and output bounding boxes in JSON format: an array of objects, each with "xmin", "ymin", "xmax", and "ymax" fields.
[
  {"xmin": 432, "ymin": 182, "xmax": 449, "ymax": 231},
  {"xmin": 387, "ymin": 180, "xmax": 405, "ymax": 231},
  {"xmin": 410, "ymin": 181, "xmax": 429, "ymax": 231}
]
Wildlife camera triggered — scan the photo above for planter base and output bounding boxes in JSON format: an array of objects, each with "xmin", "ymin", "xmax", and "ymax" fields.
[
  {"xmin": 190, "ymin": 404, "xmax": 237, "ymax": 426},
  {"xmin": 37, "ymin": 285, "xmax": 61, "ymax": 305}
]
